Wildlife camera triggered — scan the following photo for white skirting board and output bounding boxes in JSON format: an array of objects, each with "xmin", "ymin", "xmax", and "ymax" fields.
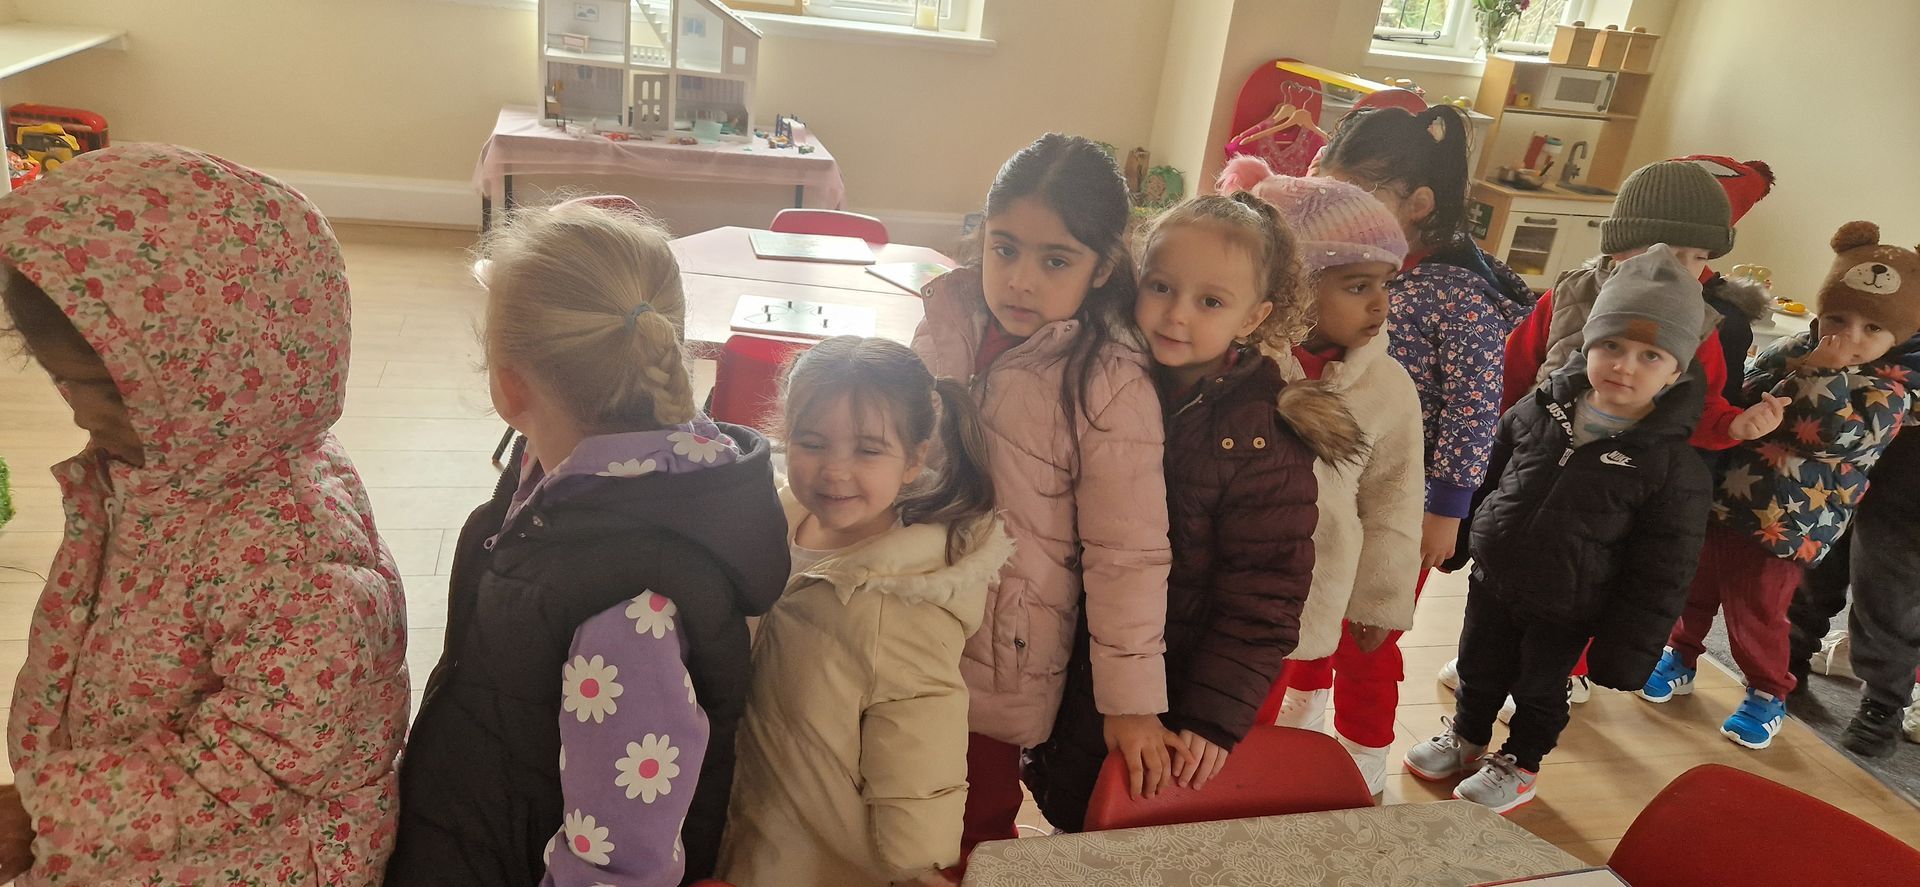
[{"xmin": 264, "ymin": 168, "xmax": 968, "ymax": 254}]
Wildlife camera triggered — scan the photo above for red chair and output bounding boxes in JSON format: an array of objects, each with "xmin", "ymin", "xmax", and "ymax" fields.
[
  {"xmin": 1082, "ymin": 726, "xmax": 1373, "ymax": 831},
  {"xmin": 769, "ymin": 208, "xmax": 890, "ymax": 244},
  {"xmin": 1609, "ymin": 763, "xmax": 1920, "ymax": 887},
  {"xmin": 708, "ymin": 335, "xmax": 811, "ymax": 432}
]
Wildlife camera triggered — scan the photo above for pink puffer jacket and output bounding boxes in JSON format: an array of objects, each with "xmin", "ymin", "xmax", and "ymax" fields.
[{"xmin": 913, "ymin": 268, "xmax": 1172, "ymax": 747}]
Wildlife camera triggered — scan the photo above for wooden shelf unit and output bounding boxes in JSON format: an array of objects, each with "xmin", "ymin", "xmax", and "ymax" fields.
[{"xmin": 1473, "ymin": 53, "xmax": 1655, "ymax": 192}]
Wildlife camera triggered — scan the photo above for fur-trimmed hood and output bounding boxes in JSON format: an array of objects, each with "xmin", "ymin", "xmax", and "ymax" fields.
[
  {"xmin": 780, "ymin": 486, "xmax": 1013, "ymax": 634},
  {"xmin": 1708, "ymin": 273, "xmax": 1774, "ymax": 322},
  {"xmin": 1276, "ymin": 379, "xmax": 1368, "ymax": 468}
]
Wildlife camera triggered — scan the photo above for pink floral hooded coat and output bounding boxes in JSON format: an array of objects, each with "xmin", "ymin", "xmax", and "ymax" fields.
[{"xmin": 0, "ymin": 145, "xmax": 408, "ymax": 885}]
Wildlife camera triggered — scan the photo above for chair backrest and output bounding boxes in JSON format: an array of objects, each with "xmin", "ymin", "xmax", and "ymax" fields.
[
  {"xmin": 708, "ymin": 334, "xmax": 811, "ymax": 432},
  {"xmin": 1083, "ymin": 726, "xmax": 1374, "ymax": 831},
  {"xmin": 1610, "ymin": 763, "xmax": 1920, "ymax": 887},
  {"xmin": 769, "ymin": 208, "xmax": 890, "ymax": 244}
]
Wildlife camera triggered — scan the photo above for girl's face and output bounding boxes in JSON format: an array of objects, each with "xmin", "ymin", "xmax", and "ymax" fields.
[
  {"xmin": 787, "ymin": 393, "xmax": 927, "ymax": 549},
  {"xmin": 1319, "ymin": 163, "xmax": 1433, "ymax": 250},
  {"xmin": 1585, "ymin": 336, "xmax": 1683, "ymax": 415},
  {"xmin": 1135, "ymin": 224, "xmax": 1273, "ymax": 388},
  {"xmin": 982, "ymin": 195, "xmax": 1113, "ymax": 337},
  {"xmin": 33, "ymin": 335, "xmax": 144, "ymax": 466},
  {"xmin": 1306, "ymin": 262, "xmax": 1397, "ymax": 351},
  {"xmin": 1814, "ymin": 310, "xmax": 1898, "ymax": 367}
]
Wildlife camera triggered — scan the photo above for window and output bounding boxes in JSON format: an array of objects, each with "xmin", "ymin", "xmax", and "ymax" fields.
[
  {"xmin": 804, "ymin": 0, "xmax": 969, "ymax": 30},
  {"xmin": 1373, "ymin": 0, "xmax": 1593, "ymax": 60}
]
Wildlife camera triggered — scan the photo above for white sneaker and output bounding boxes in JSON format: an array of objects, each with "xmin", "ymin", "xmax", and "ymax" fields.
[
  {"xmin": 1496, "ymin": 695, "xmax": 1517, "ymax": 724},
  {"xmin": 1569, "ymin": 675, "xmax": 1593, "ymax": 705},
  {"xmin": 1810, "ymin": 631, "xmax": 1856, "ymax": 678},
  {"xmin": 1274, "ymin": 687, "xmax": 1330, "ymax": 732},
  {"xmin": 1438, "ymin": 658, "xmax": 1461, "ymax": 692},
  {"xmin": 1338, "ymin": 734, "xmax": 1389, "ymax": 797}
]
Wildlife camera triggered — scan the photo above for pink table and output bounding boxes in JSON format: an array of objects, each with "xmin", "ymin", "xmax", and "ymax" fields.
[
  {"xmin": 679, "ymin": 274, "xmax": 931, "ymax": 360},
  {"xmin": 473, "ymin": 106, "xmax": 848, "ymax": 227},
  {"xmin": 671, "ymin": 226, "xmax": 957, "ymax": 295}
]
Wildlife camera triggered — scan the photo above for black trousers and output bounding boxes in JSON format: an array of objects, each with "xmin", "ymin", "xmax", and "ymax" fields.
[
  {"xmin": 1454, "ymin": 575, "xmax": 1592, "ymax": 771},
  {"xmin": 1787, "ymin": 431, "xmax": 1920, "ymax": 710}
]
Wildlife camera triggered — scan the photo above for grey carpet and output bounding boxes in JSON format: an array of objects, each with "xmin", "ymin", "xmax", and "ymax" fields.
[{"xmin": 1701, "ymin": 613, "xmax": 1920, "ymax": 808}]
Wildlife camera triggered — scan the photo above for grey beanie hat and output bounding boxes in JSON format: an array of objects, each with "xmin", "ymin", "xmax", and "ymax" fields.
[
  {"xmin": 1600, "ymin": 161, "xmax": 1735, "ymax": 258},
  {"xmin": 1583, "ymin": 243, "xmax": 1705, "ymax": 370}
]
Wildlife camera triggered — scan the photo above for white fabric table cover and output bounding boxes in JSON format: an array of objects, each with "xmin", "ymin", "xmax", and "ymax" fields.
[{"xmin": 473, "ymin": 106, "xmax": 847, "ymax": 209}]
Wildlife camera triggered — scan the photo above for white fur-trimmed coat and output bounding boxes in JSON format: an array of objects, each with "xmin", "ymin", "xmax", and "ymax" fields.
[
  {"xmin": 718, "ymin": 489, "xmax": 1014, "ymax": 887},
  {"xmin": 1266, "ymin": 331, "xmax": 1425, "ymax": 659}
]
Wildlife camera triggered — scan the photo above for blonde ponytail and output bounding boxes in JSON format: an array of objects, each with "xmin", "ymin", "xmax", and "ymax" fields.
[{"xmin": 481, "ymin": 201, "xmax": 696, "ymax": 431}]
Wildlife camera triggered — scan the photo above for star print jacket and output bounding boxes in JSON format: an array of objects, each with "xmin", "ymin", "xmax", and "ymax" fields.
[
  {"xmin": 1470, "ymin": 369, "xmax": 1712, "ymax": 692},
  {"xmin": 1713, "ymin": 331, "xmax": 1920, "ymax": 567},
  {"xmin": 390, "ymin": 427, "xmax": 788, "ymax": 887},
  {"xmin": 0, "ymin": 145, "xmax": 408, "ymax": 886}
]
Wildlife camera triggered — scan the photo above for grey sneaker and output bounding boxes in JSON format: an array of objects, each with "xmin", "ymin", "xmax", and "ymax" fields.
[
  {"xmin": 1453, "ymin": 753, "xmax": 1537, "ymax": 814},
  {"xmin": 1405, "ymin": 719, "xmax": 1487, "ymax": 781}
]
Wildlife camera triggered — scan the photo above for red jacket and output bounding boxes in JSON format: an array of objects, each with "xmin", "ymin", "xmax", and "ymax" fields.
[{"xmin": 1503, "ymin": 290, "xmax": 1744, "ymax": 450}]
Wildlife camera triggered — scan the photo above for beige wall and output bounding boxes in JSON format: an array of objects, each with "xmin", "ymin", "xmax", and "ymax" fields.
[
  {"xmin": 6, "ymin": 0, "xmax": 1171, "ymax": 218},
  {"xmin": 1146, "ymin": 0, "xmax": 1233, "ymax": 195},
  {"xmin": 1627, "ymin": 0, "xmax": 1920, "ymax": 297}
]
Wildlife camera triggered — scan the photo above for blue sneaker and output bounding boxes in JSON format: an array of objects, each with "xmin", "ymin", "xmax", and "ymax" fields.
[
  {"xmin": 1638, "ymin": 648, "xmax": 1696, "ymax": 703},
  {"xmin": 1723, "ymin": 688, "xmax": 1788, "ymax": 749}
]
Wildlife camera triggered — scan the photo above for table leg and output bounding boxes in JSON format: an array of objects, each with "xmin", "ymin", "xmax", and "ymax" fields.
[
  {"xmin": 482, "ymin": 193, "xmax": 493, "ymax": 232},
  {"xmin": 794, "ymin": 184, "xmax": 804, "ymax": 208},
  {"xmin": 504, "ymin": 174, "xmax": 516, "ymax": 212}
]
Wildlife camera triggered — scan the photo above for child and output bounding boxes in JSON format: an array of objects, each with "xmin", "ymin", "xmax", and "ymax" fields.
[
  {"xmin": 1024, "ymin": 192, "xmax": 1364, "ymax": 829},
  {"xmin": 911, "ymin": 134, "xmax": 1188, "ymax": 849},
  {"xmin": 1641, "ymin": 221, "xmax": 1920, "ymax": 751},
  {"xmin": 389, "ymin": 200, "xmax": 790, "ymax": 885},
  {"xmin": 1234, "ymin": 174, "xmax": 1427, "ymax": 794},
  {"xmin": 1408, "ymin": 246, "xmax": 1715, "ymax": 812},
  {"xmin": 0, "ymin": 144, "xmax": 409, "ymax": 884},
  {"xmin": 717, "ymin": 336, "xmax": 1013, "ymax": 887}
]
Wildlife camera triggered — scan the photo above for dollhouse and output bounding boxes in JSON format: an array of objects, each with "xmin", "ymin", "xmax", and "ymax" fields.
[{"xmin": 539, "ymin": 0, "xmax": 760, "ymax": 138}]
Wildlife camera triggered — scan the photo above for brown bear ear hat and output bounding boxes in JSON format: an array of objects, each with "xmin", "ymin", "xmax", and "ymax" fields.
[{"xmin": 1815, "ymin": 220, "xmax": 1920, "ymax": 343}]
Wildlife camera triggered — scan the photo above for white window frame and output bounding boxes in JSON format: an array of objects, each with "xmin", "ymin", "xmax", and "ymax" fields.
[
  {"xmin": 805, "ymin": 0, "xmax": 969, "ymax": 31},
  {"xmin": 1372, "ymin": 0, "xmax": 1595, "ymax": 61}
]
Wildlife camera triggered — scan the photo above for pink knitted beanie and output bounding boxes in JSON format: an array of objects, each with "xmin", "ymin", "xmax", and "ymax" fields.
[{"xmin": 1218, "ymin": 156, "xmax": 1408, "ymax": 273}]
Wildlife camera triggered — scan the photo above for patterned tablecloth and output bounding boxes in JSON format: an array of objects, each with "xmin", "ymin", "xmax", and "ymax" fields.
[{"xmin": 963, "ymin": 801, "xmax": 1585, "ymax": 887}]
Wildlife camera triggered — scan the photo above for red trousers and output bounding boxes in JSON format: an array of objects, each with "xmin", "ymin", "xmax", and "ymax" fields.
[
  {"xmin": 1254, "ymin": 570, "xmax": 1429, "ymax": 748},
  {"xmin": 960, "ymin": 733, "xmax": 1023, "ymax": 858},
  {"xmin": 1668, "ymin": 524, "xmax": 1807, "ymax": 698}
]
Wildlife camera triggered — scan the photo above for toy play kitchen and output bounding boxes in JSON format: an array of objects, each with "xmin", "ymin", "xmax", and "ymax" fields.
[{"xmin": 1468, "ymin": 22, "xmax": 1661, "ymax": 290}]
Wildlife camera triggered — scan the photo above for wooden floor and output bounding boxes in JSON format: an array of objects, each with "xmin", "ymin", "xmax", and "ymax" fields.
[{"xmin": 2, "ymin": 223, "xmax": 1917, "ymax": 868}]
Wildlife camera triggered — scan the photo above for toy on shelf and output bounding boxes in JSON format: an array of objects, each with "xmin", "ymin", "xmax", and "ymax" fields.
[
  {"xmin": 539, "ymin": 0, "xmax": 761, "ymax": 139},
  {"xmin": 6, "ymin": 104, "xmax": 109, "ymax": 153},
  {"xmin": 15, "ymin": 124, "xmax": 80, "ymax": 173},
  {"xmin": 6, "ymin": 149, "xmax": 38, "ymax": 190}
]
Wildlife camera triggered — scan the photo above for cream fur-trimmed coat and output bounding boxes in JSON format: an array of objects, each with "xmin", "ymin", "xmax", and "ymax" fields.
[
  {"xmin": 1266, "ymin": 330, "xmax": 1425, "ymax": 659},
  {"xmin": 717, "ymin": 489, "xmax": 1015, "ymax": 887}
]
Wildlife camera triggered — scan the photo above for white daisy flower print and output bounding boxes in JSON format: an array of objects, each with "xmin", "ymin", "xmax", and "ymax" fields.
[
  {"xmin": 563, "ymin": 810, "xmax": 616, "ymax": 865},
  {"xmin": 597, "ymin": 457, "xmax": 659, "ymax": 478},
  {"xmin": 559, "ymin": 745, "xmax": 567, "ymax": 771},
  {"xmin": 615, "ymin": 734, "xmax": 682, "ymax": 803},
  {"xmin": 562, "ymin": 655, "xmax": 624, "ymax": 723},
  {"xmin": 625, "ymin": 590, "xmax": 678, "ymax": 639},
  {"xmin": 674, "ymin": 815, "xmax": 687, "ymax": 861},
  {"xmin": 543, "ymin": 833, "xmax": 557, "ymax": 867},
  {"xmin": 684, "ymin": 671, "xmax": 697, "ymax": 704},
  {"xmin": 669, "ymin": 430, "xmax": 728, "ymax": 464}
]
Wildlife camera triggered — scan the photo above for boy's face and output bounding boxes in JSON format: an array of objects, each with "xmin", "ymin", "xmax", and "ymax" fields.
[
  {"xmin": 1814, "ymin": 310, "xmax": 1898, "ymax": 367},
  {"xmin": 32, "ymin": 336, "xmax": 145, "ymax": 466},
  {"xmin": 1307, "ymin": 261, "xmax": 1397, "ymax": 350},
  {"xmin": 1614, "ymin": 245, "xmax": 1713, "ymax": 281},
  {"xmin": 1585, "ymin": 336, "xmax": 1684, "ymax": 415}
]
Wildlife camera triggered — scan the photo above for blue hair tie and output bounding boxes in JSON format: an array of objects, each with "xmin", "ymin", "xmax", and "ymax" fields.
[{"xmin": 625, "ymin": 302, "xmax": 655, "ymax": 328}]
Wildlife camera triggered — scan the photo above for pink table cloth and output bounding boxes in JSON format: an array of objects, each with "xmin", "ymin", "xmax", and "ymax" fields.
[{"xmin": 473, "ymin": 106, "xmax": 847, "ymax": 209}]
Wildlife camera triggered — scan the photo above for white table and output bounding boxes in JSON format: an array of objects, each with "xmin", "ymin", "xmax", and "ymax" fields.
[
  {"xmin": 964, "ymin": 801, "xmax": 1585, "ymax": 887},
  {"xmin": 1750, "ymin": 308, "xmax": 1814, "ymax": 353},
  {"xmin": 0, "ymin": 22, "xmax": 126, "ymax": 194}
]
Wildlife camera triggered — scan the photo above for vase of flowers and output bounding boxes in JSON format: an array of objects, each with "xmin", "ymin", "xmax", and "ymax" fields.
[{"xmin": 1472, "ymin": 0, "xmax": 1530, "ymax": 56}]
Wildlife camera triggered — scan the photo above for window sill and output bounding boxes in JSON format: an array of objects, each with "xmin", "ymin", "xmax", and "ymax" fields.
[
  {"xmin": 737, "ymin": 11, "xmax": 994, "ymax": 53},
  {"xmin": 1366, "ymin": 45, "xmax": 1486, "ymax": 78}
]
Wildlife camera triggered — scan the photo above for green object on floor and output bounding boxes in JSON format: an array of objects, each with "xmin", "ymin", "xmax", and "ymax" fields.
[{"xmin": 0, "ymin": 454, "xmax": 12, "ymax": 528}]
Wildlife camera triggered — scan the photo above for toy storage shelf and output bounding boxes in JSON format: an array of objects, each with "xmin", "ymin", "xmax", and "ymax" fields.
[{"xmin": 0, "ymin": 23, "xmax": 125, "ymax": 79}]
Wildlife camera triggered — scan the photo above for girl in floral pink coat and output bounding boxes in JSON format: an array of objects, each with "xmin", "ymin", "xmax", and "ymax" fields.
[{"xmin": 0, "ymin": 145, "xmax": 409, "ymax": 885}]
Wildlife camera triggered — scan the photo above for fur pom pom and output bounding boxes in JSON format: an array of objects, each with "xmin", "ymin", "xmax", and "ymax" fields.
[{"xmin": 1217, "ymin": 155, "xmax": 1279, "ymax": 195}]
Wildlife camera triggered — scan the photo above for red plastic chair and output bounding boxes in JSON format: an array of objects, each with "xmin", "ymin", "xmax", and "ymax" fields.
[
  {"xmin": 1609, "ymin": 763, "xmax": 1920, "ymax": 887},
  {"xmin": 1082, "ymin": 726, "xmax": 1374, "ymax": 831},
  {"xmin": 708, "ymin": 335, "xmax": 811, "ymax": 432},
  {"xmin": 769, "ymin": 208, "xmax": 890, "ymax": 244}
]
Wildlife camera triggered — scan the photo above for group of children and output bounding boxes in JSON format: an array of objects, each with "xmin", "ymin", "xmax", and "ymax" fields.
[{"xmin": 0, "ymin": 106, "xmax": 1915, "ymax": 887}]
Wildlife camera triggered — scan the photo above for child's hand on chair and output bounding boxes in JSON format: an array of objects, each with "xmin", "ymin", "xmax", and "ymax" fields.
[
  {"xmin": 1173, "ymin": 729, "xmax": 1231, "ymax": 790},
  {"xmin": 1104, "ymin": 714, "xmax": 1197, "ymax": 800}
]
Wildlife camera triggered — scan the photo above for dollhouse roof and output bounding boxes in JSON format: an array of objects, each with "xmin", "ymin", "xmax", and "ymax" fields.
[{"xmin": 700, "ymin": 0, "xmax": 763, "ymax": 39}]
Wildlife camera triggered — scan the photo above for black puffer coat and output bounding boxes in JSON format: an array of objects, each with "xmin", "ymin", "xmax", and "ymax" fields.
[
  {"xmin": 1471, "ymin": 369, "xmax": 1713, "ymax": 691},
  {"xmin": 388, "ymin": 428, "xmax": 788, "ymax": 886},
  {"xmin": 1024, "ymin": 348, "xmax": 1365, "ymax": 831}
]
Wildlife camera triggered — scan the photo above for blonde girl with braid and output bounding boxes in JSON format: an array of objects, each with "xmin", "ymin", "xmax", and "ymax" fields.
[{"xmin": 391, "ymin": 196, "xmax": 792, "ymax": 887}]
